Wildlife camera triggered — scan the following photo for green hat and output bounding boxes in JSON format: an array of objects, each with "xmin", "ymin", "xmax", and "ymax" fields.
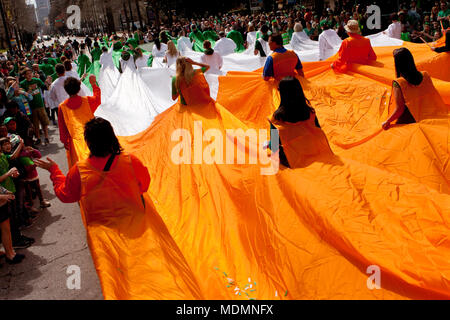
[{"xmin": 3, "ymin": 117, "xmax": 15, "ymax": 124}]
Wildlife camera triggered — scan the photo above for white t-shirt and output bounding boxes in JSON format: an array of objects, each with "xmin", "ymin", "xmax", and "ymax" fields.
[
  {"xmin": 152, "ymin": 43, "xmax": 168, "ymax": 57},
  {"xmin": 213, "ymin": 37, "xmax": 237, "ymax": 56},
  {"xmin": 49, "ymin": 75, "xmax": 68, "ymax": 109},
  {"xmin": 318, "ymin": 29, "xmax": 343, "ymax": 60},
  {"xmin": 200, "ymin": 51, "xmax": 223, "ymax": 74},
  {"xmin": 386, "ymin": 21, "xmax": 402, "ymax": 39},
  {"xmin": 165, "ymin": 52, "xmax": 180, "ymax": 68},
  {"xmin": 135, "ymin": 54, "xmax": 150, "ymax": 69}
]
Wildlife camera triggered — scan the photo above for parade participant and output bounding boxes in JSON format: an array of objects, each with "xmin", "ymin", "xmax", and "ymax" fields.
[
  {"xmin": 189, "ymin": 24, "xmax": 206, "ymax": 52},
  {"xmin": 163, "ymin": 41, "xmax": 180, "ymax": 68},
  {"xmin": 34, "ymin": 117, "xmax": 150, "ymax": 223},
  {"xmin": 331, "ymin": 20, "xmax": 377, "ymax": 73},
  {"xmin": 200, "ymin": 40, "xmax": 223, "ymax": 74},
  {"xmin": 90, "ymin": 42, "xmax": 102, "ymax": 63},
  {"xmin": 19, "ymin": 69, "xmax": 51, "ymax": 146},
  {"xmin": 76, "ymin": 49, "xmax": 91, "ymax": 77},
  {"xmin": 318, "ymin": 23, "xmax": 342, "ymax": 61},
  {"xmin": 246, "ymin": 23, "xmax": 257, "ymax": 50},
  {"xmin": 134, "ymin": 48, "xmax": 151, "ymax": 69},
  {"xmin": 48, "ymin": 64, "xmax": 68, "ymax": 124},
  {"xmin": 63, "ymin": 60, "xmax": 80, "ymax": 80},
  {"xmin": 263, "ymin": 34, "xmax": 304, "ymax": 81},
  {"xmin": 382, "ymin": 48, "xmax": 448, "ymax": 130},
  {"xmin": 58, "ymin": 75, "xmax": 101, "ymax": 166},
  {"xmin": 383, "ymin": 13, "xmax": 402, "ymax": 39},
  {"xmin": 226, "ymin": 24, "xmax": 245, "ymax": 53},
  {"xmin": 268, "ymin": 76, "xmax": 332, "ymax": 169},
  {"xmin": 202, "ymin": 22, "xmax": 219, "ymax": 46},
  {"xmin": 172, "ymin": 57, "xmax": 210, "ymax": 106},
  {"xmin": 176, "ymin": 29, "xmax": 193, "ymax": 53},
  {"xmin": 151, "ymin": 38, "xmax": 168, "ymax": 58},
  {"xmin": 254, "ymin": 24, "xmax": 270, "ymax": 57},
  {"xmin": 213, "ymin": 31, "xmax": 236, "ymax": 56}
]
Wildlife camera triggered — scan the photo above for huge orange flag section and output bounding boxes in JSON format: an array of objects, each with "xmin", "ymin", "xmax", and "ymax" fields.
[{"xmin": 66, "ymin": 40, "xmax": 450, "ymax": 299}]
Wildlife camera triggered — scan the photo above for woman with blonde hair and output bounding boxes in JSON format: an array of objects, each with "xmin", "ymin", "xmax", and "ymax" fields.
[
  {"xmin": 171, "ymin": 57, "xmax": 210, "ymax": 106},
  {"xmin": 164, "ymin": 40, "xmax": 180, "ymax": 68}
]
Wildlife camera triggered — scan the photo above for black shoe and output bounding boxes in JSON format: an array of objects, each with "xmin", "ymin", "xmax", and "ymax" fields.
[
  {"xmin": 6, "ymin": 253, "xmax": 25, "ymax": 264},
  {"xmin": 21, "ymin": 235, "xmax": 35, "ymax": 244},
  {"xmin": 12, "ymin": 237, "xmax": 32, "ymax": 249},
  {"xmin": 35, "ymin": 139, "xmax": 41, "ymax": 145},
  {"xmin": 44, "ymin": 138, "xmax": 50, "ymax": 145}
]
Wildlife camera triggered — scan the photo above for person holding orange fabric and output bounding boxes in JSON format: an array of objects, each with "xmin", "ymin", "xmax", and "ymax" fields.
[
  {"xmin": 263, "ymin": 34, "xmax": 304, "ymax": 81},
  {"xmin": 331, "ymin": 20, "xmax": 377, "ymax": 73},
  {"xmin": 382, "ymin": 48, "xmax": 448, "ymax": 130},
  {"xmin": 58, "ymin": 75, "xmax": 101, "ymax": 167},
  {"xmin": 171, "ymin": 57, "xmax": 211, "ymax": 106},
  {"xmin": 268, "ymin": 76, "xmax": 333, "ymax": 169},
  {"xmin": 34, "ymin": 118, "xmax": 150, "ymax": 224}
]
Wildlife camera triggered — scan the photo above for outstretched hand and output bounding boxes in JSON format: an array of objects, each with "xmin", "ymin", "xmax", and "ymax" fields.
[
  {"xmin": 89, "ymin": 74, "xmax": 97, "ymax": 86},
  {"xmin": 35, "ymin": 157, "xmax": 58, "ymax": 171}
]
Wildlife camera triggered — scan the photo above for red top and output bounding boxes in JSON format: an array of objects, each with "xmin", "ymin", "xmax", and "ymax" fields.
[
  {"xmin": 58, "ymin": 85, "xmax": 101, "ymax": 148},
  {"xmin": 333, "ymin": 33, "xmax": 377, "ymax": 73},
  {"xmin": 48, "ymin": 154, "xmax": 150, "ymax": 203}
]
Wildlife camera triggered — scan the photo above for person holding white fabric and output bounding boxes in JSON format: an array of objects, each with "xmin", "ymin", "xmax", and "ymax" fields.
[
  {"xmin": 177, "ymin": 30, "xmax": 193, "ymax": 53},
  {"xmin": 383, "ymin": 13, "xmax": 402, "ymax": 39},
  {"xmin": 290, "ymin": 23, "xmax": 318, "ymax": 51},
  {"xmin": 213, "ymin": 31, "xmax": 237, "ymax": 56},
  {"xmin": 246, "ymin": 24, "xmax": 257, "ymax": 49},
  {"xmin": 200, "ymin": 40, "xmax": 223, "ymax": 74},
  {"xmin": 134, "ymin": 48, "xmax": 150, "ymax": 69},
  {"xmin": 98, "ymin": 43, "xmax": 121, "ymax": 102},
  {"xmin": 163, "ymin": 41, "xmax": 180, "ymax": 68},
  {"xmin": 152, "ymin": 38, "xmax": 168, "ymax": 58},
  {"xmin": 64, "ymin": 60, "xmax": 80, "ymax": 80},
  {"xmin": 254, "ymin": 25, "xmax": 271, "ymax": 57},
  {"xmin": 318, "ymin": 24, "xmax": 343, "ymax": 61}
]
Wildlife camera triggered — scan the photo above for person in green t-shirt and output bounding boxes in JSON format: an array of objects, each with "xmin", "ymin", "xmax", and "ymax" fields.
[
  {"xmin": 438, "ymin": 2, "xmax": 450, "ymax": 29},
  {"xmin": 90, "ymin": 42, "xmax": 102, "ymax": 63},
  {"xmin": 77, "ymin": 49, "xmax": 91, "ymax": 77},
  {"xmin": 19, "ymin": 69, "xmax": 51, "ymax": 145},
  {"xmin": 189, "ymin": 25, "xmax": 206, "ymax": 52},
  {"xmin": 39, "ymin": 58, "xmax": 55, "ymax": 77},
  {"xmin": 227, "ymin": 25, "xmax": 245, "ymax": 53}
]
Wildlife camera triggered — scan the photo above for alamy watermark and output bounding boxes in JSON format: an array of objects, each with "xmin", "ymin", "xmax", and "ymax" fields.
[
  {"xmin": 366, "ymin": 265, "xmax": 381, "ymax": 290},
  {"xmin": 66, "ymin": 265, "xmax": 81, "ymax": 290},
  {"xmin": 170, "ymin": 121, "xmax": 280, "ymax": 175},
  {"xmin": 66, "ymin": 5, "xmax": 81, "ymax": 30}
]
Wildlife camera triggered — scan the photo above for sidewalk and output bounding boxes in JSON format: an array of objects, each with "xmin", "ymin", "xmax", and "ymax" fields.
[{"xmin": 0, "ymin": 124, "xmax": 102, "ymax": 300}]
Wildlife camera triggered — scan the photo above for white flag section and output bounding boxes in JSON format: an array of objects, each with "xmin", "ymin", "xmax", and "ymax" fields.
[{"xmin": 86, "ymin": 31, "xmax": 404, "ymax": 137}]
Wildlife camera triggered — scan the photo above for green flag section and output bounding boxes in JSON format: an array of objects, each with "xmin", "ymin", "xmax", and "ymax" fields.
[
  {"xmin": 202, "ymin": 30, "xmax": 218, "ymax": 47},
  {"xmin": 189, "ymin": 30, "xmax": 206, "ymax": 52},
  {"xmin": 82, "ymin": 61, "xmax": 101, "ymax": 91},
  {"xmin": 226, "ymin": 30, "xmax": 245, "ymax": 53}
]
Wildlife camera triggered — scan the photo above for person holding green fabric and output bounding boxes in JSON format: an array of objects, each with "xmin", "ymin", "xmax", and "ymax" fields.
[
  {"xmin": 227, "ymin": 24, "xmax": 245, "ymax": 53},
  {"xmin": 76, "ymin": 49, "xmax": 91, "ymax": 77},
  {"xmin": 189, "ymin": 24, "xmax": 206, "ymax": 52},
  {"xmin": 202, "ymin": 22, "xmax": 219, "ymax": 46},
  {"xmin": 39, "ymin": 58, "xmax": 55, "ymax": 77},
  {"xmin": 90, "ymin": 42, "xmax": 102, "ymax": 63},
  {"xmin": 20, "ymin": 69, "xmax": 51, "ymax": 145}
]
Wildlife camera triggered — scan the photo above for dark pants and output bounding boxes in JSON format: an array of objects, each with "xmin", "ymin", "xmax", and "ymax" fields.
[{"xmin": 25, "ymin": 179, "xmax": 44, "ymax": 205}]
